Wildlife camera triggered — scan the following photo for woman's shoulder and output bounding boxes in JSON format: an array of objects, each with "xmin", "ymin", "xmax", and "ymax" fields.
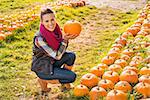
[{"xmin": 35, "ymin": 31, "xmax": 41, "ymax": 36}]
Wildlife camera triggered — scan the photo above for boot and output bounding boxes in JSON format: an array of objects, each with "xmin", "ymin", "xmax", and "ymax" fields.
[
  {"xmin": 46, "ymin": 79, "xmax": 60, "ymax": 84},
  {"xmin": 61, "ymin": 83, "xmax": 74, "ymax": 92},
  {"xmin": 38, "ymin": 78, "xmax": 51, "ymax": 92}
]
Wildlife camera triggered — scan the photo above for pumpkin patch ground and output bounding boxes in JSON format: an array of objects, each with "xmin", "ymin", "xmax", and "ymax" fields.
[{"xmin": 0, "ymin": 0, "xmax": 149, "ymax": 100}]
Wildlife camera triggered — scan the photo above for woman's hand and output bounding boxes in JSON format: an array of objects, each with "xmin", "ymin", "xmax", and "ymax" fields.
[{"xmin": 63, "ymin": 33, "xmax": 79, "ymax": 40}]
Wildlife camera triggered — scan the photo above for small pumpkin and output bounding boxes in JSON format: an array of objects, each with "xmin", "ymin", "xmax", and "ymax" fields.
[
  {"xmin": 0, "ymin": 34, "xmax": 6, "ymax": 40},
  {"xmin": 101, "ymin": 56, "xmax": 115, "ymax": 66},
  {"xmin": 115, "ymin": 37, "xmax": 127, "ymax": 46},
  {"xmin": 120, "ymin": 70, "xmax": 138, "ymax": 84},
  {"xmin": 112, "ymin": 43, "xmax": 123, "ymax": 49},
  {"xmin": 121, "ymin": 32, "xmax": 133, "ymax": 39},
  {"xmin": 123, "ymin": 66, "xmax": 139, "ymax": 73},
  {"xmin": 127, "ymin": 26, "xmax": 140, "ymax": 36},
  {"xmin": 134, "ymin": 82, "xmax": 150, "ymax": 98},
  {"xmin": 89, "ymin": 86, "xmax": 107, "ymax": 100},
  {"xmin": 106, "ymin": 90, "xmax": 127, "ymax": 100},
  {"xmin": 90, "ymin": 66, "xmax": 104, "ymax": 77},
  {"xmin": 64, "ymin": 20, "xmax": 82, "ymax": 38},
  {"xmin": 97, "ymin": 63, "xmax": 108, "ymax": 69},
  {"xmin": 102, "ymin": 71, "xmax": 119, "ymax": 83},
  {"xmin": 107, "ymin": 50, "xmax": 119, "ymax": 59},
  {"xmin": 139, "ymin": 66, "xmax": 150, "ymax": 75},
  {"xmin": 73, "ymin": 84, "xmax": 89, "ymax": 97},
  {"xmin": 98, "ymin": 79, "xmax": 114, "ymax": 90},
  {"xmin": 108, "ymin": 64, "xmax": 122, "ymax": 73},
  {"xmin": 80, "ymin": 73, "xmax": 99, "ymax": 88},
  {"xmin": 122, "ymin": 49, "xmax": 134, "ymax": 57},
  {"xmin": 139, "ymin": 75, "xmax": 150, "ymax": 84},
  {"xmin": 114, "ymin": 81, "xmax": 132, "ymax": 93},
  {"xmin": 129, "ymin": 60, "xmax": 140, "ymax": 67},
  {"xmin": 114, "ymin": 59, "xmax": 127, "ymax": 68},
  {"xmin": 120, "ymin": 54, "xmax": 130, "ymax": 61}
]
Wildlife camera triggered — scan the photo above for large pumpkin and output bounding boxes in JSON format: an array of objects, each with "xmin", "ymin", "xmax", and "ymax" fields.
[
  {"xmin": 64, "ymin": 20, "xmax": 82, "ymax": 37},
  {"xmin": 98, "ymin": 79, "xmax": 114, "ymax": 90},
  {"xmin": 114, "ymin": 81, "xmax": 132, "ymax": 93},
  {"xmin": 73, "ymin": 84, "xmax": 89, "ymax": 97},
  {"xmin": 120, "ymin": 70, "xmax": 138, "ymax": 84},
  {"xmin": 89, "ymin": 86, "xmax": 107, "ymax": 100},
  {"xmin": 80, "ymin": 73, "xmax": 99, "ymax": 88},
  {"xmin": 102, "ymin": 71, "xmax": 119, "ymax": 83},
  {"xmin": 134, "ymin": 82, "xmax": 150, "ymax": 98},
  {"xmin": 90, "ymin": 66, "xmax": 104, "ymax": 77},
  {"xmin": 106, "ymin": 90, "xmax": 127, "ymax": 100}
]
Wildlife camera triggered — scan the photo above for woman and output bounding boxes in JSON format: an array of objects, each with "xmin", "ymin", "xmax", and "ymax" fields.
[{"xmin": 31, "ymin": 7, "xmax": 77, "ymax": 92}]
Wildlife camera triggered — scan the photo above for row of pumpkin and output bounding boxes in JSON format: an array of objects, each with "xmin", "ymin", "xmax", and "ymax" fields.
[
  {"xmin": 73, "ymin": 3, "xmax": 150, "ymax": 100},
  {"xmin": 0, "ymin": 0, "xmax": 86, "ymax": 40}
]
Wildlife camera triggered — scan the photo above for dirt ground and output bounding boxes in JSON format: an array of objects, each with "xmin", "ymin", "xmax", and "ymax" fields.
[{"xmin": 87, "ymin": 0, "xmax": 147, "ymax": 12}]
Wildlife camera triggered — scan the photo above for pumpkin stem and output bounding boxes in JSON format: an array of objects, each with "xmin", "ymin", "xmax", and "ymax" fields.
[
  {"xmin": 104, "ymin": 79, "xmax": 107, "ymax": 83},
  {"xmin": 114, "ymin": 90, "xmax": 118, "ymax": 95}
]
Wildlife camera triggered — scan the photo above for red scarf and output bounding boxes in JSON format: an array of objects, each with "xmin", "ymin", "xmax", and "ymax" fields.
[{"xmin": 40, "ymin": 23, "xmax": 63, "ymax": 50}]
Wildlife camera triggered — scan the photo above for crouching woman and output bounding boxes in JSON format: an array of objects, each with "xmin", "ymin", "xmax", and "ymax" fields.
[{"xmin": 31, "ymin": 7, "xmax": 77, "ymax": 93}]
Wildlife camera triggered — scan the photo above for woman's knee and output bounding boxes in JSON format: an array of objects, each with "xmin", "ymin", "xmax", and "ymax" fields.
[
  {"xmin": 67, "ymin": 52, "xmax": 76, "ymax": 65},
  {"xmin": 69, "ymin": 72, "xmax": 76, "ymax": 83}
]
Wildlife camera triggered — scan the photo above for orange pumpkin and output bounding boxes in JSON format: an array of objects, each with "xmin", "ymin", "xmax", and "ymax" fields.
[
  {"xmin": 101, "ymin": 56, "xmax": 115, "ymax": 66},
  {"xmin": 127, "ymin": 27, "xmax": 140, "ymax": 36},
  {"xmin": 123, "ymin": 66, "xmax": 139, "ymax": 73},
  {"xmin": 132, "ymin": 56, "xmax": 143, "ymax": 61},
  {"xmin": 121, "ymin": 32, "xmax": 133, "ymax": 39},
  {"xmin": 0, "ymin": 34, "xmax": 6, "ymax": 40},
  {"xmin": 142, "ymin": 19, "xmax": 150, "ymax": 28},
  {"xmin": 112, "ymin": 43, "xmax": 123, "ymax": 49},
  {"xmin": 129, "ymin": 60, "xmax": 140, "ymax": 67},
  {"xmin": 108, "ymin": 64, "xmax": 122, "ymax": 73},
  {"xmin": 106, "ymin": 90, "xmax": 127, "ymax": 100},
  {"xmin": 97, "ymin": 63, "xmax": 108, "ymax": 69},
  {"xmin": 114, "ymin": 81, "xmax": 132, "ymax": 93},
  {"xmin": 80, "ymin": 73, "xmax": 99, "ymax": 88},
  {"xmin": 139, "ymin": 66, "xmax": 150, "ymax": 75},
  {"xmin": 122, "ymin": 49, "xmax": 134, "ymax": 57},
  {"xmin": 114, "ymin": 59, "xmax": 127, "ymax": 68},
  {"xmin": 120, "ymin": 70, "xmax": 138, "ymax": 83},
  {"xmin": 98, "ymin": 79, "xmax": 114, "ymax": 90},
  {"xmin": 120, "ymin": 54, "xmax": 130, "ymax": 61},
  {"xmin": 64, "ymin": 20, "xmax": 82, "ymax": 37},
  {"xmin": 109, "ymin": 47, "xmax": 121, "ymax": 53},
  {"xmin": 89, "ymin": 86, "xmax": 107, "ymax": 100},
  {"xmin": 134, "ymin": 82, "xmax": 150, "ymax": 98},
  {"xmin": 90, "ymin": 66, "xmax": 104, "ymax": 77},
  {"xmin": 139, "ymin": 75, "xmax": 150, "ymax": 84},
  {"xmin": 115, "ymin": 37, "xmax": 127, "ymax": 46},
  {"xmin": 107, "ymin": 50, "xmax": 119, "ymax": 59},
  {"xmin": 73, "ymin": 84, "xmax": 89, "ymax": 97},
  {"xmin": 102, "ymin": 71, "xmax": 119, "ymax": 83}
]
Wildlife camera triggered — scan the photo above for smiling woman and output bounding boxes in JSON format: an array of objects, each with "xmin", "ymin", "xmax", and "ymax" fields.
[{"xmin": 31, "ymin": 6, "xmax": 78, "ymax": 93}]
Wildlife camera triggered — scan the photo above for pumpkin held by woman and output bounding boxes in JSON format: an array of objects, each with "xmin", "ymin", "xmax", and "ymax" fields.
[{"xmin": 64, "ymin": 20, "xmax": 82, "ymax": 38}]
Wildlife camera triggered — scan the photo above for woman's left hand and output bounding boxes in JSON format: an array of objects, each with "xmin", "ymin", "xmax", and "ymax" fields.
[{"xmin": 64, "ymin": 33, "xmax": 79, "ymax": 40}]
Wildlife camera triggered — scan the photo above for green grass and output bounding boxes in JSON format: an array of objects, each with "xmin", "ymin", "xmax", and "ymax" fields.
[
  {"xmin": 0, "ymin": 0, "xmax": 54, "ymax": 13},
  {"xmin": 0, "ymin": 2, "xmax": 146, "ymax": 99}
]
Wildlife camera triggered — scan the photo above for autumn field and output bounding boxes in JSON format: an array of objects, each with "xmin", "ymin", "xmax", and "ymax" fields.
[{"xmin": 0, "ymin": 0, "xmax": 149, "ymax": 100}]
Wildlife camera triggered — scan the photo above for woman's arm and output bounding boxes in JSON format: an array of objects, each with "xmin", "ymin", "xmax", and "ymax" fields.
[{"xmin": 35, "ymin": 36, "xmax": 68, "ymax": 60}]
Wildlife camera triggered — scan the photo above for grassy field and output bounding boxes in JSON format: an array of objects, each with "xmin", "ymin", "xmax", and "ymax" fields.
[{"xmin": 0, "ymin": 0, "xmax": 142, "ymax": 99}]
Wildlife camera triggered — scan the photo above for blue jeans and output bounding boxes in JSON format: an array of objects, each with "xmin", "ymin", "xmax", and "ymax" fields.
[{"xmin": 36, "ymin": 52, "xmax": 76, "ymax": 84}]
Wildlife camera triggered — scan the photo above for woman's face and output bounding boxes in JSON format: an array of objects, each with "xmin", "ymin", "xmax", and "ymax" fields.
[{"xmin": 41, "ymin": 13, "xmax": 56, "ymax": 31}]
